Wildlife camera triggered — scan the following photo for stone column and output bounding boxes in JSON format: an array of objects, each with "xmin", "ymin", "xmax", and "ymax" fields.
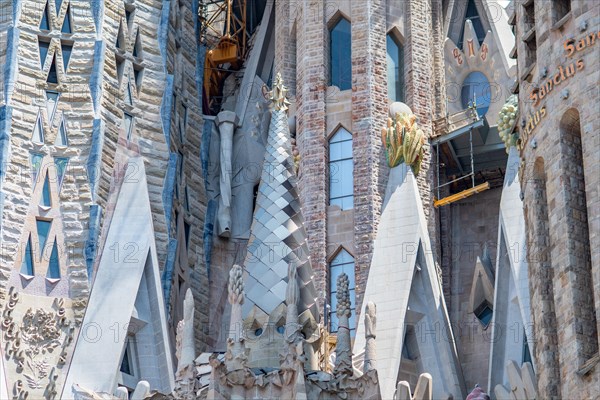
[{"xmin": 215, "ymin": 110, "xmax": 239, "ymax": 238}]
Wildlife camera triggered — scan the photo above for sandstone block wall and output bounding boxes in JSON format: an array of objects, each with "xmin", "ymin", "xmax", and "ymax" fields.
[{"xmin": 516, "ymin": 1, "xmax": 600, "ymax": 398}]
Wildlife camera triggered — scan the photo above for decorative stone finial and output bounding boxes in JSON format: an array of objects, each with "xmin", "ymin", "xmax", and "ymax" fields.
[
  {"xmin": 334, "ymin": 273, "xmax": 353, "ymax": 376},
  {"xmin": 228, "ymin": 264, "xmax": 245, "ymax": 341},
  {"xmin": 396, "ymin": 373, "xmax": 433, "ymax": 400},
  {"xmin": 228, "ymin": 264, "xmax": 245, "ymax": 306},
  {"xmin": 176, "ymin": 288, "xmax": 196, "ymax": 373},
  {"xmin": 268, "ymin": 72, "xmax": 291, "ymax": 112},
  {"xmin": 363, "ymin": 301, "xmax": 377, "ymax": 372},
  {"xmin": 381, "ymin": 112, "xmax": 425, "ymax": 175}
]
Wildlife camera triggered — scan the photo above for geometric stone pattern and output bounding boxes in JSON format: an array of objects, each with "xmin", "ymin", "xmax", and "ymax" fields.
[{"xmin": 242, "ymin": 105, "xmax": 318, "ymax": 322}]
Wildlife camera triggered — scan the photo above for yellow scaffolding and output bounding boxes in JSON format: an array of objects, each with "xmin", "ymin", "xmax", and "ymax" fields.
[{"xmin": 199, "ymin": 0, "xmax": 249, "ymax": 114}]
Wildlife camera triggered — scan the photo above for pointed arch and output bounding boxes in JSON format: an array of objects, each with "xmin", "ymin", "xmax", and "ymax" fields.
[
  {"xmin": 328, "ymin": 247, "xmax": 356, "ymax": 335},
  {"xmin": 328, "ymin": 14, "xmax": 352, "ymax": 91},
  {"xmin": 558, "ymin": 108, "xmax": 598, "ymax": 361},
  {"xmin": 328, "ymin": 125, "xmax": 353, "ymax": 210},
  {"xmin": 327, "ymin": 244, "xmax": 355, "ymax": 263},
  {"xmin": 386, "ymin": 27, "xmax": 405, "ymax": 102}
]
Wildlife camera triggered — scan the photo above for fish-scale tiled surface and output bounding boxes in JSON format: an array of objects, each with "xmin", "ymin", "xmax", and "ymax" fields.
[{"xmin": 242, "ymin": 109, "xmax": 318, "ymax": 321}]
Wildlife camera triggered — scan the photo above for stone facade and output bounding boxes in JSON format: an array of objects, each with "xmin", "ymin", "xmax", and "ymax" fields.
[
  {"xmin": 1, "ymin": 0, "xmax": 598, "ymax": 398},
  {"xmin": 514, "ymin": 1, "xmax": 600, "ymax": 398}
]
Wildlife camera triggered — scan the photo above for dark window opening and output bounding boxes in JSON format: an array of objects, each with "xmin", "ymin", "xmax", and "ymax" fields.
[
  {"xmin": 474, "ymin": 301, "xmax": 493, "ymax": 327},
  {"xmin": 458, "ymin": 0, "xmax": 486, "ymax": 47},
  {"xmin": 386, "ymin": 34, "xmax": 404, "ymax": 102},
  {"xmin": 329, "ymin": 18, "xmax": 352, "ymax": 91}
]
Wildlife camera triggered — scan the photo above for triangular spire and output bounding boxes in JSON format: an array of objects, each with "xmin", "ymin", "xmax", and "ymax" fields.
[
  {"xmin": 32, "ymin": 112, "xmax": 45, "ymax": 143},
  {"xmin": 55, "ymin": 117, "xmax": 68, "ymax": 146},
  {"xmin": 46, "ymin": 90, "xmax": 59, "ymax": 123},
  {"xmin": 242, "ymin": 73, "xmax": 319, "ymax": 322},
  {"xmin": 61, "ymin": 41, "xmax": 72, "ymax": 71},
  {"xmin": 40, "ymin": 2, "xmax": 50, "ymax": 30},
  {"xmin": 61, "ymin": 5, "xmax": 72, "ymax": 33}
]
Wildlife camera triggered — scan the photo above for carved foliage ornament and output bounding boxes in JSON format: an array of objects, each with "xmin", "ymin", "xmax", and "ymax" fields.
[
  {"xmin": 381, "ymin": 112, "xmax": 425, "ymax": 175},
  {"xmin": 1, "ymin": 288, "xmax": 74, "ymax": 399},
  {"xmin": 267, "ymin": 72, "xmax": 291, "ymax": 112}
]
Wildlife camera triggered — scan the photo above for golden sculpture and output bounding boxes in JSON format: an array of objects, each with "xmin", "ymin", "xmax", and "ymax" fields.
[
  {"xmin": 381, "ymin": 112, "xmax": 425, "ymax": 175},
  {"xmin": 268, "ymin": 72, "xmax": 291, "ymax": 112}
]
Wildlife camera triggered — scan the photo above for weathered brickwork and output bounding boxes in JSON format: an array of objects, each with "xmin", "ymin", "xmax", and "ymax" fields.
[
  {"xmin": 294, "ymin": 0, "xmax": 328, "ymax": 315},
  {"xmin": 516, "ymin": 1, "xmax": 600, "ymax": 397},
  {"xmin": 405, "ymin": 0, "xmax": 439, "ymax": 253},
  {"xmin": 275, "ymin": 0, "xmax": 446, "ymax": 325},
  {"xmin": 350, "ymin": 0, "xmax": 389, "ymax": 316}
]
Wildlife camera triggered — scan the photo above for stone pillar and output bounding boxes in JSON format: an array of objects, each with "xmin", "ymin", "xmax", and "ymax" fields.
[
  {"xmin": 351, "ymin": 0, "xmax": 389, "ymax": 318},
  {"xmin": 215, "ymin": 110, "xmax": 239, "ymax": 238}
]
